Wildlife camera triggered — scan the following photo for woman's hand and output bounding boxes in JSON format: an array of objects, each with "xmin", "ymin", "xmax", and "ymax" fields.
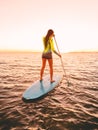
[{"xmin": 58, "ymin": 53, "xmax": 61, "ymax": 58}]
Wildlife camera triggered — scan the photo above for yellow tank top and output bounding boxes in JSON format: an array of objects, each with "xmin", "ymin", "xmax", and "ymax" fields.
[{"xmin": 43, "ymin": 37, "xmax": 55, "ymax": 53}]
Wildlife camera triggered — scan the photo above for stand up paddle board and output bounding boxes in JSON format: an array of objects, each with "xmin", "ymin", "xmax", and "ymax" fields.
[{"xmin": 23, "ymin": 74, "xmax": 62, "ymax": 100}]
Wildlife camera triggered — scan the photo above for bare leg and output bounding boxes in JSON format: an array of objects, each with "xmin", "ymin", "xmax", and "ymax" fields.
[
  {"xmin": 40, "ymin": 58, "xmax": 46, "ymax": 80},
  {"xmin": 48, "ymin": 59, "xmax": 55, "ymax": 82}
]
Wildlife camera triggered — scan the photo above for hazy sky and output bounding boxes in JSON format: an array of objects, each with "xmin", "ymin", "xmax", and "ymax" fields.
[{"xmin": 0, "ymin": 0, "xmax": 98, "ymax": 52}]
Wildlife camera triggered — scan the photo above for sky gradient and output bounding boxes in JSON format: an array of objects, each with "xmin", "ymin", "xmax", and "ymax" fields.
[{"xmin": 0, "ymin": 0, "xmax": 98, "ymax": 52}]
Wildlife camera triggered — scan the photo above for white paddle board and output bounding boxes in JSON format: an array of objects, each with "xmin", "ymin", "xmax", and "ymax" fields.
[{"xmin": 23, "ymin": 74, "xmax": 62, "ymax": 100}]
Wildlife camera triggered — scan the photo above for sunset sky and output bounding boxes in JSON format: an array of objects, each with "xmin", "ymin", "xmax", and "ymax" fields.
[{"xmin": 0, "ymin": 0, "xmax": 98, "ymax": 52}]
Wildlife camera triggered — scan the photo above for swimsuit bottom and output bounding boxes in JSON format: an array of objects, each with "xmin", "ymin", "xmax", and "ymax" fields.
[{"xmin": 42, "ymin": 52, "xmax": 52, "ymax": 59}]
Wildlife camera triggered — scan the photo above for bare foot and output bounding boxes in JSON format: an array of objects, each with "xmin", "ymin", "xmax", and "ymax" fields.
[
  {"xmin": 40, "ymin": 79, "xmax": 43, "ymax": 82},
  {"xmin": 50, "ymin": 80, "xmax": 55, "ymax": 83}
]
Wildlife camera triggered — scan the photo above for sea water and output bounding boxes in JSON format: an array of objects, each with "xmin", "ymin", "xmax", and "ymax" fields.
[{"xmin": 0, "ymin": 52, "xmax": 98, "ymax": 130}]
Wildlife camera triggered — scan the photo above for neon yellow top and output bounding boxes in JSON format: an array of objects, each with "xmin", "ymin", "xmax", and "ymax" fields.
[{"xmin": 43, "ymin": 37, "xmax": 55, "ymax": 53}]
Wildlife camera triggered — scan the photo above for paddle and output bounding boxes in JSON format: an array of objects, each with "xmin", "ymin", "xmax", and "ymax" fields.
[{"xmin": 54, "ymin": 36, "xmax": 71, "ymax": 86}]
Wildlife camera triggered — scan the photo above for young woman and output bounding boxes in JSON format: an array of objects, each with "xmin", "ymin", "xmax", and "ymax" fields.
[{"xmin": 40, "ymin": 29, "xmax": 61, "ymax": 83}]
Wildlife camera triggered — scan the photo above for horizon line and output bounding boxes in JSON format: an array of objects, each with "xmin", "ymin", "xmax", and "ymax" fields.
[{"xmin": 0, "ymin": 49, "xmax": 98, "ymax": 53}]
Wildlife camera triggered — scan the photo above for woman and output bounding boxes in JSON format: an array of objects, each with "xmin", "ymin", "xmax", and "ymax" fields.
[{"xmin": 40, "ymin": 29, "xmax": 61, "ymax": 83}]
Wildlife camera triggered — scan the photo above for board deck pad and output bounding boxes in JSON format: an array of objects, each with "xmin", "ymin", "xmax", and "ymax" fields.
[{"xmin": 23, "ymin": 74, "xmax": 62, "ymax": 100}]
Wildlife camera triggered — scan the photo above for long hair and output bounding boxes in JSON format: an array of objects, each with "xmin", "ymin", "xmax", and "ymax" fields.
[{"xmin": 44, "ymin": 29, "xmax": 54, "ymax": 48}]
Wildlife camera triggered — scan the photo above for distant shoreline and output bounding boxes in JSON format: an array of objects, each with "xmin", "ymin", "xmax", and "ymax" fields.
[
  {"xmin": 0, "ymin": 50, "xmax": 98, "ymax": 54},
  {"xmin": 0, "ymin": 50, "xmax": 42, "ymax": 53},
  {"xmin": 68, "ymin": 51, "xmax": 98, "ymax": 53}
]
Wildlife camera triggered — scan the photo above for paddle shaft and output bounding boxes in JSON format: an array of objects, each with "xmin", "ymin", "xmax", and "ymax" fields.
[{"xmin": 54, "ymin": 36, "xmax": 69, "ymax": 84}]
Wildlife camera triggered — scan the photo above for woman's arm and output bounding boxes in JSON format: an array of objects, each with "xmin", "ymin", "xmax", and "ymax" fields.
[{"xmin": 50, "ymin": 38, "xmax": 61, "ymax": 57}]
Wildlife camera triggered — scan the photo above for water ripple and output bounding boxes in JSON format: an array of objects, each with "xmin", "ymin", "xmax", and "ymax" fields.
[{"xmin": 0, "ymin": 52, "xmax": 98, "ymax": 130}]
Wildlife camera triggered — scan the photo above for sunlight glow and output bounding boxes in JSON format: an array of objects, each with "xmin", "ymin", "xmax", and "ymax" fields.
[{"xmin": 0, "ymin": 0, "xmax": 98, "ymax": 52}]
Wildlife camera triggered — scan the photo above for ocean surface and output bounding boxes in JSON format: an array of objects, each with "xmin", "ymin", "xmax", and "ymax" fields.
[{"xmin": 0, "ymin": 52, "xmax": 98, "ymax": 130}]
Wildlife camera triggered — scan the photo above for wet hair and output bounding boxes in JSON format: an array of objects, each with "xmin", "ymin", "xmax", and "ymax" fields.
[{"xmin": 44, "ymin": 29, "xmax": 54, "ymax": 48}]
